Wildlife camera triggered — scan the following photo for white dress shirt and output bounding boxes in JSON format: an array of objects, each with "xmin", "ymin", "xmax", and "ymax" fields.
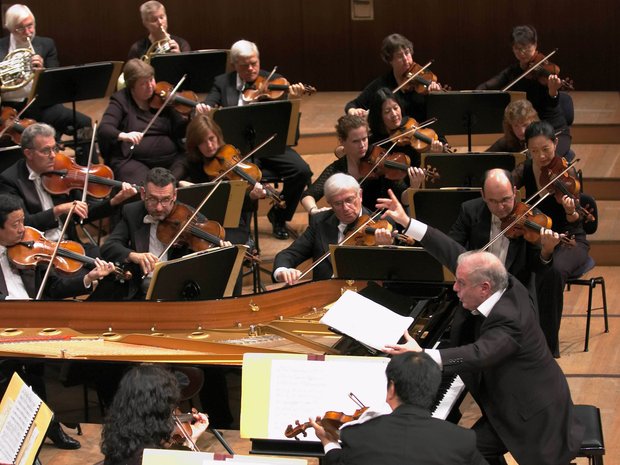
[{"xmin": 0, "ymin": 245, "xmax": 30, "ymax": 299}]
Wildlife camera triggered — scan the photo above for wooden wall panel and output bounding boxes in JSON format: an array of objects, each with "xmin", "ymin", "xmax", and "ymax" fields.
[{"xmin": 5, "ymin": 0, "xmax": 618, "ymax": 91}]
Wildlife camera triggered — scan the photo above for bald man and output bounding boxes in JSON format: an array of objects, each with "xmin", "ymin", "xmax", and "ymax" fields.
[{"xmin": 378, "ymin": 190, "xmax": 583, "ymax": 465}]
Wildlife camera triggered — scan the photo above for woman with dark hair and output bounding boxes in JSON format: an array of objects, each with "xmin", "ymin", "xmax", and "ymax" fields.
[
  {"xmin": 486, "ymin": 99, "xmax": 539, "ymax": 153},
  {"xmin": 345, "ymin": 33, "xmax": 442, "ymax": 123},
  {"xmin": 477, "ymin": 25, "xmax": 572, "ymax": 158},
  {"xmin": 101, "ymin": 364, "xmax": 208, "ymax": 465}
]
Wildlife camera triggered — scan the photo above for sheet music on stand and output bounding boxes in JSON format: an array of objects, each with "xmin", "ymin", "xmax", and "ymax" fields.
[{"xmin": 142, "ymin": 448, "xmax": 307, "ymax": 464}]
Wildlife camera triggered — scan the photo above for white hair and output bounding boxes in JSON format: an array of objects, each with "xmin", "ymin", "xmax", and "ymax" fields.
[
  {"xmin": 324, "ymin": 173, "xmax": 360, "ymax": 202},
  {"xmin": 4, "ymin": 4, "xmax": 33, "ymax": 31},
  {"xmin": 229, "ymin": 39, "xmax": 259, "ymax": 64},
  {"xmin": 140, "ymin": 1, "xmax": 165, "ymax": 22},
  {"xmin": 457, "ymin": 251, "xmax": 509, "ymax": 293}
]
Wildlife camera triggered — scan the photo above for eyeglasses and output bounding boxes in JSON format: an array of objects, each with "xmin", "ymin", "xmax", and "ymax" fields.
[
  {"xmin": 330, "ymin": 195, "xmax": 358, "ymax": 209},
  {"xmin": 15, "ymin": 22, "xmax": 35, "ymax": 33},
  {"xmin": 485, "ymin": 195, "xmax": 514, "ymax": 206},
  {"xmin": 144, "ymin": 196, "xmax": 174, "ymax": 207},
  {"xmin": 31, "ymin": 145, "xmax": 60, "ymax": 156}
]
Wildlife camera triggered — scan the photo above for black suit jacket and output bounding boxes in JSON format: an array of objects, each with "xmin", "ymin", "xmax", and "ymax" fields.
[
  {"xmin": 420, "ymin": 227, "xmax": 583, "ymax": 465},
  {"xmin": 0, "ymin": 261, "xmax": 88, "ymax": 300},
  {"xmin": 325, "ymin": 404, "xmax": 487, "ymax": 465},
  {"xmin": 0, "ymin": 159, "xmax": 116, "ymax": 241},
  {"xmin": 100, "ymin": 201, "xmax": 152, "ymax": 265},
  {"xmin": 0, "ymin": 35, "xmax": 59, "ymax": 68},
  {"xmin": 204, "ymin": 69, "xmax": 279, "ymax": 108}
]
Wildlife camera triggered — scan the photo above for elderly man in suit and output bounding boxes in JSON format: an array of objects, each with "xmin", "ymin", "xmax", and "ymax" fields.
[
  {"xmin": 273, "ymin": 173, "xmax": 392, "ymax": 285},
  {"xmin": 379, "ymin": 189, "xmax": 583, "ymax": 465},
  {"xmin": 197, "ymin": 39, "xmax": 312, "ymax": 240},
  {"xmin": 0, "ymin": 4, "xmax": 93, "ymax": 162}
]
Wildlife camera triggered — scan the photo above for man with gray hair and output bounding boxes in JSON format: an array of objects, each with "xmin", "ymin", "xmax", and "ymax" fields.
[
  {"xmin": 198, "ymin": 39, "xmax": 312, "ymax": 240},
  {"xmin": 378, "ymin": 189, "xmax": 583, "ymax": 465}
]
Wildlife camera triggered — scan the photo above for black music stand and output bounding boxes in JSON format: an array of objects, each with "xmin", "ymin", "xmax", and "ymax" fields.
[
  {"xmin": 408, "ymin": 188, "xmax": 481, "ymax": 235},
  {"xmin": 176, "ymin": 180, "xmax": 245, "ymax": 228},
  {"xmin": 29, "ymin": 61, "xmax": 122, "ymax": 148},
  {"xmin": 146, "ymin": 245, "xmax": 245, "ymax": 301},
  {"xmin": 426, "ymin": 91, "xmax": 511, "ymax": 151},
  {"xmin": 330, "ymin": 245, "xmax": 450, "ymax": 283},
  {"xmin": 150, "ymin": 50, "xmax": 228, "ymax": 92},
  {"xmin": 213, "ymin": 101, "xmax": 293, "ymax": 292},
  {"xmin": 421, "ymin": 152, "xmax": 520, "ymax": 188},
  {"xmin": 0, "ymin": 145, "xmax": 22, "ymax": 173}
]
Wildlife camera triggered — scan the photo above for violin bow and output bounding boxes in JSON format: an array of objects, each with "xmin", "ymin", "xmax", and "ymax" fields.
[
  {"xmin": 501, "ymin": 49, "xmax": 558, "ymax": 92},
  {"xmin": 358, "ymin": 140, "xmax": 398, "ymax": 186},
  {"xmin": 130, "ymin": 74, "xmax": 186, "ymax": 151},
  {"xmin": 210, "ymin": 134, "xmax": 277, "ymax": 183},
  {"xmin": 80, "ymin": 121, "xmax": 98, "ymax": 205},
  {"xmin": 373, "ymin": 117, "xmax": 438, "ymax": 147},
  {"xmin": 172, "ymin": 414, "xmax": 201, "ymax": 452},
  {"xmin": 297, "ymin": 210, "xmax": 384, "ymax": 282},
  {"xmin": 393, "ymin": 60, "xmax": 434, "ymax": 93},
  {"xmin": 0, "ymin": 95, "xmax": 37, "ymax": 140},
  {"xmin": 524, "ymin": 157, "xmax": 579, "ymax": 205},
  {"xmin": 35, "ymin": 201, "xmax": 78, "ymax": 300}
]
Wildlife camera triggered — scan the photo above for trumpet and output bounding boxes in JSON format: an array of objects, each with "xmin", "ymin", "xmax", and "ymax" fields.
[{"xmin": 0, "ymin": 37, "xmax": 36, "ymax": 91}]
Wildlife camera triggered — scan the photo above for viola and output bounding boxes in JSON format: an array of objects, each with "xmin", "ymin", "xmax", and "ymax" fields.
[
  {"xmin": 359, "ymin": 145, "xmax": 440, "ymax": 184},
  {"xmin": 150, "ymin": 81, "xmax": 199, "ymax": 115},
  {"xmin": 539, "ymin": 156, "xmax": 595, "ymax": 222},
  {"xmin": 399, "ymin": 62, "xmax": 450, "ymax": 94},
  {"xmin": 0, "ymin": 106, "xmax": 36, "ymax": 144},
  {"xmin": 390, "ymin": 118, "xmax": 441, "ymax": 153},
  {"xmin": 524, "ymin": 51, "xmax": 574, "ymax": 91},
  {"xmin": 242, "ymin": 74, "xmax": 316, "ymax": 103},
  {"xmin": 203, "ymin": 144, "xmax": 286, "ymax": 209},
  {"xmin": 41, "ymin": 152, "xmax": 137, "ymax": 199},
  {"xmin": 7, "ymin": 226, "xmax": 131, "ymax": 279},
  {"xmin": 342, "ymin": 214, "xmax": 414, "ymax": 246}
]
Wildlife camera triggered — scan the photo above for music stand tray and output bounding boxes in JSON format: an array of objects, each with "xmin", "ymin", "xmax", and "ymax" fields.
[
  {"xmin": 146, "ymin": 245, "xmax": 245, "ymax": 300},
  {"xmin": 150, "ymin": 50, "xmax": 228, "ymax": 92},
  {"xmin": 29, "ymin": 61, "xmax": 123, "ymax": 105},
  {"xmin": 176, "ymin": 180, "xmax": 245, "ymax": 228},
  {"xmin": 422, "ymin": 152, "xmax": 522, "ymax": 188},
  {"xmin": 330, "ymin": 245, "xmax": 452, "ymax": 283},
  {"xmin": 408, "ymin": 188, "xmax": 481, "ymax": 235}
]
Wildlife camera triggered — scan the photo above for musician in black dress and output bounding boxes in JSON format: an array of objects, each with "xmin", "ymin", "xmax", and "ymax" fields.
[{"xmin": 486, "ymin": 99, "xmax": 539, "ymax": 153}]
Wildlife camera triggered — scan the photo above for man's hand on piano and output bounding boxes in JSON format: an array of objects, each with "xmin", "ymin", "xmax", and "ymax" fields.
[{"xmin": 383, "ymin": 331, "xmax": 422, "ymax": 354}]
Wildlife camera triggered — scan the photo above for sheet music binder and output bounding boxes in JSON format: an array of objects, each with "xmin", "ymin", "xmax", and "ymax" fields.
[{"xmin": 176, "ymin": 180, "xmax": 245, "ymax": 228}]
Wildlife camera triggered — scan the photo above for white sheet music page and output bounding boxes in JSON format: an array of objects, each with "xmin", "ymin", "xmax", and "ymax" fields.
[
  {"xmin": 320, "ymin": 290, "xmax": 413, "ymax": 351},
  {"xmin": 0, "ymin": 383, "xmax": 41, "ymax": 464}
]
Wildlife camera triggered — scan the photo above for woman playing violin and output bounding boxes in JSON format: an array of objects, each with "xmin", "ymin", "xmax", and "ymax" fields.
[
  {"xmin": 477, "ymin": 25, "xmax": 572, "ymax": 158},
  {"xmin": 486, "ymin": 99, "xmax": 539, "ymax": 153},
  {"xmin": 98, "ymin": 59, "xmax": 188, "ymax": 186},
  {"xmin": 345, "ymin": 34, "xmax": 442, "ymax": 122},
  {"xmin": 101, "ymin": 364, "xmax": 209, "ymax": 465},
  {"xmin": 301, "ymin": 114, "xmax": 425, "ymax": 214}
]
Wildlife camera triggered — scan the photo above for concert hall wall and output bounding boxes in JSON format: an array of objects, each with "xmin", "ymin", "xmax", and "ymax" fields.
[{"xmin": 9, "ymin": 0, "xmax": 619, "ymax": 91}]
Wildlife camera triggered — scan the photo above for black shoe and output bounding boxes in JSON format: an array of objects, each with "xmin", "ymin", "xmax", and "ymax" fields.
[
  {"xmin": 47, "ymin": 421, "xmax": 81, "ymax": 450},
  {"xmin": 267, "ymin": 209, "xmax": 289, "ymax": 240}
]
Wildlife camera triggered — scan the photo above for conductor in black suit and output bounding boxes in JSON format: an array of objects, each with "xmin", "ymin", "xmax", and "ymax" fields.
[
  {"xmin": 379, "ymin": 190, "xmax": 583, "ymax": 465},
  {"xmin": 449, "ymin": 168, "xmax": 565, "ymax": 356},
  {"xmin": 197, "ymin": 39, "xmax": 312, "ymax": 240},
  {"xmin": 311, "ymin": 352, "xmax": 488, "ymax": 465},
  {"xmin": 0, "ymin": 4, "xmax": 93, "ymax": 163},
  {"xmin": 272, "ymin": 173, "xmax": 392, "ymax": 285}
]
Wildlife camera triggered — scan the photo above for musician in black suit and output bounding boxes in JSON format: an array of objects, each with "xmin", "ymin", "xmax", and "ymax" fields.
[
  {"xmin": 449, "ymin": 168, "xmax": 565, "ymax": 356},
  {"xmin": 1, "ymin": 4, "xmax": 93, "ymax": 163},
  {"xmin": 272, "ymin": 173, "xmax": 392, "ymax": 285},
  {"xmin": 197, "ymin": 39, "xmax": 312, "ymax": 240},
  {"xmin": 311, "ymin": 352, "xmax": 488, "ymax": 465},
  {"xmin": 379, "ymin": 190, "xmax": 583, "ymax": 465},
  {"xmin": 0, "ymin": 124, "xmax": 136, "ymax": 255}
]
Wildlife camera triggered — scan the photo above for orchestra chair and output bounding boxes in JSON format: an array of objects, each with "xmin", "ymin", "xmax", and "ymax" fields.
[
  {"xmin": 564, "ymin": 193, "xmax": 609, "ymax": 352},
  {"xmin": 573, "ymin": 404, "xmax": 605, "ymax": 464}
]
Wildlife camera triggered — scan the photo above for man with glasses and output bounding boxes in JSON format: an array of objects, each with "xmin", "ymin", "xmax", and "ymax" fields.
[
  {"xmin": 272, "ymin": 173, "xmax": 392, "ymax": 285},
  {"xmin": 448, "ymin": 168, "xmax": 564, "ymax": 356},
  {"xmin": 0, "ymin": 123, "xmax": 136, "ymax": 254},
  {"xmin": 0, "ymin": 4, "xmax": 94, "ymax": 163}
]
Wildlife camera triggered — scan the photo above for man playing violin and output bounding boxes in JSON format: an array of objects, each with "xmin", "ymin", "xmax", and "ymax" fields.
[
  {"xmin": 128, "ymin": 1, "xmax": 190, "ymax": 60},
  {"xmin": 0, "ymin": 123, "xmax": 136, "ymax": 255},
  {"xmin": 449, "ymin": 168, "xmax": 564, "ymax": 356},
  {"xmin": 1, "ymin": 4, "xmax": 94, "ymax": 164},
  {"xmin": 311, "ymin": 352, "xmax": 488, "ymax": 465},
  {"xmin": 345, "ymin": 34, "xmax": 442, "ymax": 123},
  {"xmin": 476, "ymin": 25, "xmax": 572, "ymax": 158},
  {"xmin": 197, "ymin": 39, "xmax": 312, "ymax": 240},
  {"xmin": 273, "ymin": 173, "xmax": 392, "ymax": 285}
]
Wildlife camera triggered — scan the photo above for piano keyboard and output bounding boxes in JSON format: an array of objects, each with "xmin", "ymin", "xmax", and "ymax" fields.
[{"xmin": 431, "ymin": 373, "xmax": 465, "ymax": 420}]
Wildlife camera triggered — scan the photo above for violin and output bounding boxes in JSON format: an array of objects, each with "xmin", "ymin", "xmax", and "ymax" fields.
[
  {"xmin": 359, "ymin": 145, "xmax": 440, "ymax": 184},
  {"xmin": 342, "ymin": 214, "xmax": 414, "ymax": 246},
  {"xmin": 203, "ymin": 144, "xmax": 286, "ymax": 209},
  {"xmin": 538, "ymin": 156, "xmax": 595, "ymax": 222},
  {"xmin": 399, "ymin": 62, "xmax": 450, "ymax": 94},
  {"xmin": 524, "ymin": 51, "xmax": 574, "ymax": 91},
  {"xmin": 390, "ymin": 118, "xmax": 441, "ymax": 153},
  {"xmin": 242, "ymin": 74, "xmax": 316, "ymax": 103},
  {"xmin": 499, "ymin": 201, "xmax": 563, "ymax": 244},
  {"xmin": 0, "ymin": 106, "xmax": 36, "ymax": 144},
  {"xmin": 157, "ymin": 203, "xmax": 226, "ymax": 252},
  {"xmin": 285, "ymin": 393, "xmax": 368, "ymax": 440},
  {"xmin": 40, "ymin": 152, "xmax": 136, "ymax": 199},
  {"xmin": 7, "ymin": 226, "xmax": 131, "ymax": 279},
  {"xmin": 150, "ymin": 81, "xmax": 199, "ymax": 115}
]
